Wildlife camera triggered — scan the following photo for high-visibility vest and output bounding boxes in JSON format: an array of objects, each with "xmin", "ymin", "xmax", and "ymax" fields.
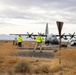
[
  {"xmin": 17, "ymin": 36, "xmax": 23, "ymax": 42},
  {"xmin": 36, "ymin": 35, "xmax": 43, "ymax": 43}
]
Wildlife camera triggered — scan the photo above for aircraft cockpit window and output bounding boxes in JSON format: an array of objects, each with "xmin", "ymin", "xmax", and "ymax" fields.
[{"xmin": 52, "ymin": 35, "xmax": 55, "ymax": 37}]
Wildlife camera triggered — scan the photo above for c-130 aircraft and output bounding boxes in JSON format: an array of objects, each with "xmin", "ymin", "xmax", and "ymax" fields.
[{"xmin": 10, "ymin": 23, "xmax": 76, "ymax": 46}]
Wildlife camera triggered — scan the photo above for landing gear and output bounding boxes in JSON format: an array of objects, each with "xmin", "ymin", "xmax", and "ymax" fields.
[{"xmin": 45, "ymin": 41, "xmax": 49, "ymax": 46}]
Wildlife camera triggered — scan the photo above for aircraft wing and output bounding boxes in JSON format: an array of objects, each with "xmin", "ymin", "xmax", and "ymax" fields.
[
  {"xmin": 55, "ymin": 32, "xmax": 76, "ymax": 37},
  {"xmin": 10, "ymin": 34, "xmax": 47, "ymax": 38},
  {"xmin": 55, "ymin": 35, "xmax": 76, "ymax": 37},
  {"xmin": 10, "ymin": 34, "xmax": 38, "ymax": 36},
  {"xmin": 55, "ymin": 34, "xmax": 76, "ymax": 39}
]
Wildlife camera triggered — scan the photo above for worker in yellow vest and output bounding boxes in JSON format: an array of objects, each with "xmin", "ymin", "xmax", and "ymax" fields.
[
  {"xmin": 17, "ymin": 35, "xmax": 23, "ymax": 47},
  {"xmin": 33, "ymin": 34, "xmax": 43, "ymax": 52}
]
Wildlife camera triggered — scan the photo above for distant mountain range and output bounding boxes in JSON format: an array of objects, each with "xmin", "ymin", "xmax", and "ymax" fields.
[{"xmin": 0, "ymin": 34, "xmax": 35, "ymax": 41}]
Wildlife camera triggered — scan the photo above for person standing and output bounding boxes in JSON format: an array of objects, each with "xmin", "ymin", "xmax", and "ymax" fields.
[
  {"xmin": 17, "ymin": 35, "xmax": 23, "ymax": 47},
  {"xmin": 33, "ymin": 34, "xmax": 43, "ymax": 52}
]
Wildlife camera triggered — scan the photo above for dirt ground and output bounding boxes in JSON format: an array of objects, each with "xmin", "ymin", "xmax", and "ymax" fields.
[{"xmin": 0, "ymin": 41, "xmax": 76, "ymax": 75}]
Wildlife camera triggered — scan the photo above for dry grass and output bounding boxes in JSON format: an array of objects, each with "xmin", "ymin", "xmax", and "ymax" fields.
[
  {"xmin": 0, "ymin": 41, "xmax": 76, "ymax": 75},
  {"xmin": 22, "ymin": 41, "xmax": 35, "ymax": 47}
]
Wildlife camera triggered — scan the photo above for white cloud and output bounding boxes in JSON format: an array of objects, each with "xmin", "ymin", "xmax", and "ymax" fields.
[
  {"xmin": 0, "ymin": 0, "xmax": 76, "ymax": 34},
  {"xmin": 27, "ymin": 6, "xmax": 46, "ymax": 14}
]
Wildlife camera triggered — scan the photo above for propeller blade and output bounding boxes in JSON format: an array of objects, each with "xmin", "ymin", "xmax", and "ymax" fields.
[
  {"xmin": 74, "ymin": 36, "xmax": 76, "ymax": 39},
  {"xmin": 69, "ymin": 32, "xmax": 76, "ymax": 39},
  {"xmin": 26, "ymin": 36, "xmax": 29, "ymax": 38},
  {"xmin": 69, "ymin": 33, "xmax": 71, "ymax": 36},
  {"xmin": 61, "ymin": 33, "xmax": 65, "ymax": 38},
  {"xmin": 73, "ymin": 32, "xmax": 75, "ymax": 35},
  {"xmin": 31, "ymin": 33, "xmax": 33, "ymax": 35},
  {"xmin": 27, "ymin": 32, "xmax": 29, "ymax": 35}
]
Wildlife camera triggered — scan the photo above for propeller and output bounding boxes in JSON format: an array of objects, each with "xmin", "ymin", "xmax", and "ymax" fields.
[
  {"xmin": 26, "ymin": 32, "xmax": 33, "ymax": 38},
  {"xmin": 69, "ymin": 32, "xmax": 76, "ymax": 39},
  {"xmin": 59, "ymin": 33, "xmax": 68, "ymax": 40},
  {"xmin": 38, "ymin": 32, "xmax": 44, "ymax": 36},
  {"xmin": 61, "ymin": 33, "xmax": 65, "ymax": 38}
]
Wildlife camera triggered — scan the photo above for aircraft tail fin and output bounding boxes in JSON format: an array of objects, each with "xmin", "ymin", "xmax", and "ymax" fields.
[{"xmin": 45, "ymin": 23, "xmax": 49, "ymax": 35}]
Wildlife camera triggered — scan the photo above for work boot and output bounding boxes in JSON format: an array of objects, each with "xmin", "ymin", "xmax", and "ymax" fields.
[
  {"xmin": 40, "ymin": 51, "xmax": 43, "ymax": 53},
  {"xmin": 33, "ymin": 50, "xmax": 35, "ymax": 52}
]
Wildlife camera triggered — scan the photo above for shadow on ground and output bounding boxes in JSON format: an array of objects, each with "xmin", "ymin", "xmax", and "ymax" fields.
[{"xmin": 15, "ymin": 50, "xmax": 56, "ymax": 58}]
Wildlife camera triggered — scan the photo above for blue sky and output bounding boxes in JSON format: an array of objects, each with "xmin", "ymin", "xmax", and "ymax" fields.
[{"xmin": 0, "ymin": 0, "xmax": 76, "ymax": 34}]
